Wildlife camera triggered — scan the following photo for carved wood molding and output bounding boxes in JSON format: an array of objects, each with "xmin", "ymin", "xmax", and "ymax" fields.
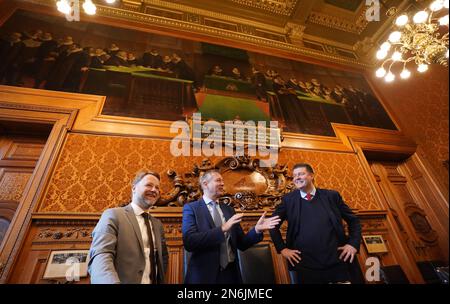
[
  {"xmin": 156, "ymin": 155, "xmax": 294, "ymax": 210},
  {"xmin": 32, "ymin": 218, "xmax": 96, "ymax": 244},
  {"xmin": 307, "ymin": 9, "xmax": 369, "ymax": 34},
  {"xmin": 0, "ymin": 86, "xmax": 88, "ymax": 283},
  {"xmin": 358, "ymin": 210, "xmax": 389, "ymax": 232},
  {"xmin": 228, "ymin": 0, "xmax": 299, "ymax": 16},
  {"xmin": 403, "ymin": 203, "xmax": 439, "ymax": 245},
  {"xmin": 27, "ymin": 209, "xmax": 385, "ymax": 270},
  {"xmin": 33, "ymin": 227, "xmax": 92, "ymax": 244}
]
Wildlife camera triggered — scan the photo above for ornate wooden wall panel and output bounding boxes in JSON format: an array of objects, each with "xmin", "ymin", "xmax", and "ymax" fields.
[
  {"xmin": 355, "ymin": 211, "xmax": 427, "ymax": 283},
  {"xmin": 8, "ymin": 219, "xmax": 93, "ymax": 284},
  {"xmin": 38, "ymin": 133, "xmax": 380, "ymax": 213},
  {"xmin": 369, "ymin": 66, "xmax": 449, "ymax": 193},
  {"xmin": 371, "ymin": 162, "xmax": 443, "ymax": 262},
  {"xmin": 0, "ymin": 170, "xmax": 33, "ymax": 202},
  {"xmin": 399, "ymin": 156, "xmax": 449, "ymax": 260},
  {"xmin": 9, "ymin": 211, "xmax": 403, "ymax": 284},
  {"xmin": 7, "ymin": 216, "xmax": 290, "ymax": 284},
  {"xmin": 14, "ymin": 131, "xmax": 392, "ymax": 284},
  {"xmin": 0, "ymin": 137, "xmax": 45, "ymax": 201},
  {"xmin": 0, "ymin": 136, "xmax": 46, "ymax": 246},
  {"xmin": 1, "ymin": 86, "xmax": 446, "ymax": 284},
  {"xmin": 368, "ymin": 161, "xmax": 447, "ymax": 283}
]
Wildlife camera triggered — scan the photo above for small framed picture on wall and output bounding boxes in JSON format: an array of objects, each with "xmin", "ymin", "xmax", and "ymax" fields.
[
  {"xmin": 43, "ymin": 250, "xmax": 90, "ymax": 280},
  {"xmin": 362, "ymin": 235, "xmax": 388, "ymax": 254}
]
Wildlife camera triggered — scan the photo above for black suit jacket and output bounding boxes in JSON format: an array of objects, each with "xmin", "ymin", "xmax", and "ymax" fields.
[
  {"xmin": 104, "ymin": 55, "xmax": 130, "ymax": 67},
  {"xmin": 270, "ymin": 188, "xmax": 361, "ymax": 259},
  {"xmin": 141, "ymin": 52, "xmax": 163, "ymax": 68}
]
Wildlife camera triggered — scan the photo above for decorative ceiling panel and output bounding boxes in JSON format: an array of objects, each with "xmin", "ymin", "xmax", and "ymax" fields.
[
  {"xmin": 307, "ymin": 8, "xmax": 369, "ymax": 34},
  {"xmin": 228, "ymin": 0, "xmax": 299, "ymax": 16},
  {"xmin": 14, "ymin": 0, "xmax": 402, "ymax": 67},
  {"xmin": 324, "ymin": 0, "xmax": 364, "ymax": 12}
]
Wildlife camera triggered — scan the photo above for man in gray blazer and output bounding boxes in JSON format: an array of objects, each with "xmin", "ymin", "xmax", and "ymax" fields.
[{"xmin": 88, "ymin": 171, "xmax": 169, "ymax": 284}]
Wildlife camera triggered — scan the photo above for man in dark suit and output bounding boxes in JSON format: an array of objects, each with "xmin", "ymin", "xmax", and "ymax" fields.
[
  {"xmin": 0, "ymin": 32, "xmax": 25, "ymax": 85},
  {"xmin": 251, "ymin": 66, "xmax": 266, "ymax": 101},
  {"xmin": 88, "ymin": 170, "xmax": 168, "ymax": 284},
  {"xmin": 141, "ymin": 49, "xmax": 163, "ymax": 68},
  {"xmin": 33, "ymin": 32, "xmax": 57, "ymax": 88},
  {"xmin": 106, "ymin": 43, "xmax": 120, "ymax": 56},
  {"xmin": 161, "ymin": 55, "xmax": 174, "ymax": 72},
  {"xmin": 89, "ymin": 49, "xmax": 110, "ymax": 69},
  {"xmin": 231, "ymin": 67, "xmax": 244, "ymax": 80},
  {"xmin": 127, "ymin": 52, "xmax": 138, "ymax": 67},
  {"xmin": 61, "ymin": 44, "xmax": 90, "ymax": 92},
  {"xmin": 269, "ymin": 163, "xmax": 361, "ymax": 284},
  {"xmin": 182, "ymin": 170, "xmax": 280, "ymax": 284},
  {"xmin": 171, "ymin": 53, "xmax": 195, "ymax": 80},
  {"xmin": 104, "ymin": 50, "xmax": 130, "ymax": 67}
]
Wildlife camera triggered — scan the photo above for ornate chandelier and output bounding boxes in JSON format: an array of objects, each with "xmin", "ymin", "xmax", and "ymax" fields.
[
  {"xmin": 375, "ymin": 0, "xmax": 449, "ymax": 82},
  {"xmin": 56, "ymin": 0, "xmax": 117, "ymax": 16}
]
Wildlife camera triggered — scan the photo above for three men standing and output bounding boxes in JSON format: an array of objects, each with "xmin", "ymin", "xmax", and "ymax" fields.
[{"xmin": 89, "ymin": 164, "xmax": 361, "ymax": 284}]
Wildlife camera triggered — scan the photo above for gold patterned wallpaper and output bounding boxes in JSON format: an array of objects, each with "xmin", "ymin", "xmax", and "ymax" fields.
[
  {"xmin": 38, "ymin": 133, "xmax": 380, "ymax": 213},
  {"xmin": 278, "ymin": 149, "xmax": 380, "ymax": 210},
  {"xmin": 370, "ymin": 65, "xmax": 449, "ymax": 191}
]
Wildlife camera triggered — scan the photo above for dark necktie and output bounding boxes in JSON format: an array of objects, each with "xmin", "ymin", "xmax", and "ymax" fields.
[
  {"xmin": 306, "ymin": 192, "xmax": 312, "ymax": 201},
  {"xmin": 142, "ymin": 212, "xmax": 157, "ymax": 283},
  {"xmin": 209, "ymin": 201, "xmax": 230, "ymax": 269}
]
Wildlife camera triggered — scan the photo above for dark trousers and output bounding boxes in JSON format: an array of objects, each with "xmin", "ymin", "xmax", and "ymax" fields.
[
  {"xmin": 295, "ymin": 263, "xmax": 350, "ymax": 284},
  {"xmin": 216, "ymin": 262, "xmax": 240, "ymax": 284}
]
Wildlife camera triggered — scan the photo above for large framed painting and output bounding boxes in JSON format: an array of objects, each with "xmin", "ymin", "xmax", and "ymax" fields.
[{"xmin": 0, "ymin": 9, "xmax": 396, "ymax": 136}]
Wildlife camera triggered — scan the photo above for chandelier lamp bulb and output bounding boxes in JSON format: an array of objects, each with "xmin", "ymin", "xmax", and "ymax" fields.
[{"xmin": 375, "ymin": 2, "xmax": 448, "ymax": 82}]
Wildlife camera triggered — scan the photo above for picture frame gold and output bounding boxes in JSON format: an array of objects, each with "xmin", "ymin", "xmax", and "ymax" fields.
[{"xmin": 362, "ymin": 235, "xmax": 388, "ymax": 254}]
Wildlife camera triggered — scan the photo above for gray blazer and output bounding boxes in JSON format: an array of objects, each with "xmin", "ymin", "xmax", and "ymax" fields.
[{"xmin": 88, "ymin": 204, "xmax": 169, "ymax": 284}]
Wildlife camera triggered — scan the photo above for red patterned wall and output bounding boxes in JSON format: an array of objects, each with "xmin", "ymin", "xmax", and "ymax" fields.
[{"xmin": 369, "ymin": 65, "xmax": 449, "ymax": 191}]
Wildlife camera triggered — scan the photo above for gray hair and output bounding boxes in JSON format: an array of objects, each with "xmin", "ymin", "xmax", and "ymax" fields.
[{"xmin": 199, "ymin": 169, "xmax": 219, "ymax": 190}]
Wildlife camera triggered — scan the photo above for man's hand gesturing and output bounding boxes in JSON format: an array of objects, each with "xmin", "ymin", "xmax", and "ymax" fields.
[{"xmin": 222, "ymin": 214, "xmax": 244, "ymax": 232}]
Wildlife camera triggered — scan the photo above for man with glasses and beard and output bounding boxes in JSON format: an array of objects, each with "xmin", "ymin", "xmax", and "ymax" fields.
[{"xmin": 88, "ymin": 171, "xmax": 168, "ymax": 284}]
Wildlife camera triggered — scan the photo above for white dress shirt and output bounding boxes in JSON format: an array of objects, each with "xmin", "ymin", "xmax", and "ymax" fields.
[
  {"xmin": 203, "ymin": 194, "xmax": 227, "ymax": 224},
  {"xmin": 300, "ymin": 186, "xmax": 317, "ymax": 200},
  {"xmin": 130, "ymin": 202, "xmax": 157, "ymax": 284}
]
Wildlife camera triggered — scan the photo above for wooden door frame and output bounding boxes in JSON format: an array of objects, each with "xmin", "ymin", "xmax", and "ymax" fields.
[
  {"xmin": 0, "ymin": 86, "xmax": 99, "ymax": 282},
  {"xmin": 398, "ymin": 155, "xmax": 449, "ymax": 260},
  {"xmin": 350, "ymin": 137, "xmax": 448, "ymax": 283}
]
